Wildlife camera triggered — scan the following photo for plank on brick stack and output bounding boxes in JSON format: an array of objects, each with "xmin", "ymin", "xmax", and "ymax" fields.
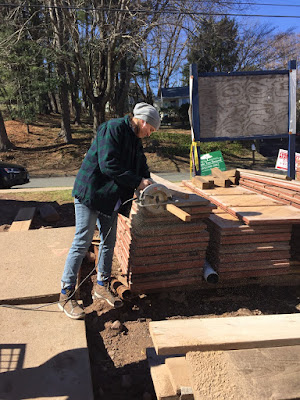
[{"xmin": 114, "ymin": 190, "xmax": 215, "ymax": 294}]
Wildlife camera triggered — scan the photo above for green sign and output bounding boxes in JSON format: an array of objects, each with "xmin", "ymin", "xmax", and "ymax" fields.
[{"xmin": 200, "ymin": 150, "xmax": 226, "ymax": 176}]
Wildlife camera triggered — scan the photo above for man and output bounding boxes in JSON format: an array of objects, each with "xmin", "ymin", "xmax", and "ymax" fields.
[{"xmin": 58, "ymin": 102, "xmax": 161, "ymax": 319}]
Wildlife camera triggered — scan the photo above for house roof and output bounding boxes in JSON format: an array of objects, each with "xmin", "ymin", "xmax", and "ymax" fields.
[{"xmin": 161, "ymin": 86, "xmax": 189, "ymax": 98}]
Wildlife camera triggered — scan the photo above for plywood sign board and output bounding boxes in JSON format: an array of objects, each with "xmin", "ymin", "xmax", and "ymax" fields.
[{"xmin": 198, "ymin": 73, "xmax": 289, "ymax": 139}]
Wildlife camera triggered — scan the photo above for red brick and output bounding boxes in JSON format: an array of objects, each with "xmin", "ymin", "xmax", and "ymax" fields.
[
  {"xmin": 130, "ymin": 260, "xmax": 204, "ymax": 274},
  {"xmin": 130, "ymin": 250, "xmax": 207, "ymax": 266},
  {"xmin": 279, "ymin": 193, "xmax": 300, "ymax": 205},
  {"xmin": 219, "ymin": 233, "xmax": 291, "ymax": 244},
  {"xmin": 131, "ymin": 241, "xmax": 208, "ymax": 257},
  {"xmin": 219, "ymin": 250, "xmax": 290, "ymax": 263},
  {"xmin": 239, "ymin": 183, "xmax": 263, "ymax": 195},
  {"xmin": 131, "ymin": 267, "xmax": 204, "ymax": 284},
  {"xmin": 130, "ymin": 276, "xmax": 203, "ymax": 293},
  {"xmin": 218, "ymin": 259, "xmax": 290, "ymax": 271},
  {"xmin": 291, "ymin": 202, "xmax": 300, "ymax": 209},
  {"xmin": 266, "ymin": 185, "xmax": 296, "ymax": 197},
  {"xmin": 219, "ymin": 268, "xmax": 290, "ymax": 280},
  {"xmin": 240, "ymin": 172, "xmax": 300, "ymax": 189}
]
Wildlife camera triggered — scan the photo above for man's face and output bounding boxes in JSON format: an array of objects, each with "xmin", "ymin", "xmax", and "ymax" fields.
[{"xmin": 136, "ymin": 120, "xmax": 156, "ymax": 138}]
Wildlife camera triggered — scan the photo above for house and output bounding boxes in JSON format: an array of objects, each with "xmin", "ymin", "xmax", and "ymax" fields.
[{"xmin": 160, "ymin": 86, "xmax": 189, "ymax": 110}]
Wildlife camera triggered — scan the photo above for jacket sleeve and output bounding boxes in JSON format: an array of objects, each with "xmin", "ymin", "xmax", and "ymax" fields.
[
  {"xmin": 136, "ymin": 140, "xmax": 150, "ymax": 179},
  {"xmin": 97, "ymin": 122, "xmax": 144, "ymax": 189}
]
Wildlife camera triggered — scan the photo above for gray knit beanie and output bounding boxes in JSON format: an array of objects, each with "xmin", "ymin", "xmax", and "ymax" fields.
[{"xmin": 133, "ymin": 102, "xmax": 161, "ymax": 130}]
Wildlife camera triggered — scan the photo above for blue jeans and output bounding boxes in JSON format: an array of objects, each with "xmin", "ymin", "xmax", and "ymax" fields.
[{"xmin": 61, "ymin": 198, "xmax": 118, "ymax": 288}]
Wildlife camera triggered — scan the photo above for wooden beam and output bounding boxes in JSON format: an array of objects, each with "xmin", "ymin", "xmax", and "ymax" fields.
[
  {"xmin": 166, "ymin": 204, "xmax": 192, "ymax": 222},
  {"xmin": 192, "ymin": 176, "xmax": 214, "ymax": 189},
  {"xmin": 149, "ymin": 313, "xmax": 300, "ymax": 355}
]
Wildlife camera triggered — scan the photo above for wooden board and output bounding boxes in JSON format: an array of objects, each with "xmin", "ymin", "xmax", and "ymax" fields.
[
  {"xmin": 149, "ymin": 314, "xmax": 300, "ymax": 355},
  {"xmin": 9, "ymin": 207, "xmax": 36, "ymax": 232},
  {"xmin": 211, "ymin": 194, "xmax": 284, "ymax": 207},
  {"xmin": 186, "ymin": 346, "xmax": 300, "ymax": 400},
  {"xmin": 231, "ymin": 205, "xmax": 300, "ymax": 225},
  {"xmin": 165, "ymin": 357, "xmax": 193, "ymax": 399},
  {"xmin": 208, "ymin": 213, "xmax": 292, "ymax": 234},
  {"xmin": 146, "ymin": 348, "xmax": 178, "ymax": 400}
]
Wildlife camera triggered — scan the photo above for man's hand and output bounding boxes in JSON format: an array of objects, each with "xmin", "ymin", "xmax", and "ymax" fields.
[{"xmin": 137, "ymin": 178, "xmax": 153, "ymax": 191}]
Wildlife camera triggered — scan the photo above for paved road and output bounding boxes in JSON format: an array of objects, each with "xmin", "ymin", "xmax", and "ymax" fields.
[
  {"xmin": 10, "ymin": 171, "xmax": 192, "ymax": 189},
  {"xmin": 6, "ymin": 167, "xmax": 287, "ymax": 190},
  {"xmin": 12, "ymin": 176, "xmax": 76, "ymax": 189}
]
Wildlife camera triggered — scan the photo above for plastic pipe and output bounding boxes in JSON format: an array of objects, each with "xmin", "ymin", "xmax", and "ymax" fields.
[{"xmin": 203, "ymin": 260, "xmax": 219, "ymax": 284}]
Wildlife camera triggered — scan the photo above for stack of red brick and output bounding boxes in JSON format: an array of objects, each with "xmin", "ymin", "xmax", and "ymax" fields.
[
  {"xmin": 238, "ymin": 170, "xmax": 300, "ymax": 269},
  {"xmin": 205, "ymin": 210, "xmax": 292, "ymax": 279},
  {"xmin": 182, "ymin": 176, "xmax": 300, "ymax": 280},
  {"xmin": 114, "ymin": 195, "xmax": 215, "ymax": 293}
]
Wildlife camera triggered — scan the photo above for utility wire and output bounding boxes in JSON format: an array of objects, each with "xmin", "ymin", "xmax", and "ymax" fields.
[
  {"xmin": 182, "ymin": 1, "xmax": 300, "ymax": 6},
  {"xmin": 0, "ymin": 3, "xmax": 299, "ymax": 18}
]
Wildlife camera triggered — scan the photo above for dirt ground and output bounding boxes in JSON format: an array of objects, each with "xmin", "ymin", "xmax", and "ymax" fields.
[
  {"xmin": 1, "ymin": 118, "xmax": 192, "ymax": 176},
  {"xmin": 1, "ymin": 118, "xmax": 300, "ymax": 399},
  {"xmin": 1, "ymin": 195, "xmax": 300, "ymax": 399}
]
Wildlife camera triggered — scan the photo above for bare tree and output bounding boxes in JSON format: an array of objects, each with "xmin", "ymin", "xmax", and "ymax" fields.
[
  {"xmin": 0, "ymin": 109, "xmax": 14, "ymax": 151},
  {"xmin": 47, "ymin": 0, "xmax": 72, "ymax": 143},
  {"xmin": 60, "ymin": 0, "xmax": 170, "ymax": 134}
]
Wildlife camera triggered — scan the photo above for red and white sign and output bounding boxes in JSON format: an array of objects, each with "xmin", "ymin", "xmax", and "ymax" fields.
[{"xmin": 275, "ymin": 149, "xmax": 300, "ymax": 171}]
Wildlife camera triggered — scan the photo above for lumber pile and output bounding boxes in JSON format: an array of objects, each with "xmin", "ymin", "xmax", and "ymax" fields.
[
  {"xmin": 182, "ymin": 179, "xmax": 300, "ymax": 280},
  {"xmin": 148, "ymin": 314, "xmax": 300, "ymax": 400},
  {"xmin": 112, "ymin": 174, "xmax": 216, "ymax": 293}
]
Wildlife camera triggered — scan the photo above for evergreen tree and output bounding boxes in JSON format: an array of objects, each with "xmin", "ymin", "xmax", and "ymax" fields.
[{"xmin": 182, "ymin": 16, "xmax": 239, "ymax": 82}]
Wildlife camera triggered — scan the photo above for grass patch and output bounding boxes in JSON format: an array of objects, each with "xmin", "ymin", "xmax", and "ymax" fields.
[
  {"xmin": 148, "ymin": 132, "xmax": 252, "ymax": 159},
  {"xmin": 0, "ymin": 189, "xmax": 73, "ymax": 203}
]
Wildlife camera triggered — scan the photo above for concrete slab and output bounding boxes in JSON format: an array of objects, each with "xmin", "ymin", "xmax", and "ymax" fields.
[
  {"xmin": 0, "ymin": 227, "xmax": 75, "ymax": 303},
  {"xmin": 0, "ymin": 304, "xmax": 93, "ymax": 400}
]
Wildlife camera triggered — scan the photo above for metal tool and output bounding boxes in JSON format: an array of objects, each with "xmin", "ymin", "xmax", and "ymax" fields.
[
  {"xmin": 138, "ymin": 183, "xmax": 192, "ymax": 221},
  {"xmin": 138, "ymin": 183, "xmax": 172, "ymax": 214}
]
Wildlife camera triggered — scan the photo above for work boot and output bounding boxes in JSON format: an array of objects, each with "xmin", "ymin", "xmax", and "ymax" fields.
[
  {"xmin": 58, "ymin": 287, "xmax": 85, "ymax": 320},
  {"xmin": 93, "ymin": 281, "xmax": 123, "ymax": 308}
]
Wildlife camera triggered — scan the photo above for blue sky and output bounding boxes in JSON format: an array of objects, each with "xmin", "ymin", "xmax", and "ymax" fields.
[{"xmin": 233, "ymin": 1, "xmax": 300, "ymax": 33}]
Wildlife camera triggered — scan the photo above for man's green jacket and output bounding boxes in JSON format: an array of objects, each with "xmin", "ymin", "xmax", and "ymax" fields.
[{"xmin": 72, "ymin": 115, "xmax": 150, "ymax": 216}]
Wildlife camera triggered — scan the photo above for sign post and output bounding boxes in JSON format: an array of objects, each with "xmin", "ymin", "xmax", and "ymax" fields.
[
  {"xmin": 288, "ymin": 60, "xmax": 297, "ymax": 180},
  {"xmin": 190, "ymin": 64, "xmax": 201, "ymax": 176}
]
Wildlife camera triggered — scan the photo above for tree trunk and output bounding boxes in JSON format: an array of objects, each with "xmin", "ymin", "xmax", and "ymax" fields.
[
  {"xmin": 0, "ymin": 110, "xmax": 14, "ymax": 151},
  {"xmin": 67, "ymin": 62, "xmax": 81, "ymax": 125},
  {"xmin": 48, "ymin": 0, "xmax": 72, "ymax": 143},
  {"xmin": 57, "ymin": 61, "xmax": 72, "ymax": 143},
  {"xmin": 49, "ymin": 92, "xmax": 59, "ymax": 114}
]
